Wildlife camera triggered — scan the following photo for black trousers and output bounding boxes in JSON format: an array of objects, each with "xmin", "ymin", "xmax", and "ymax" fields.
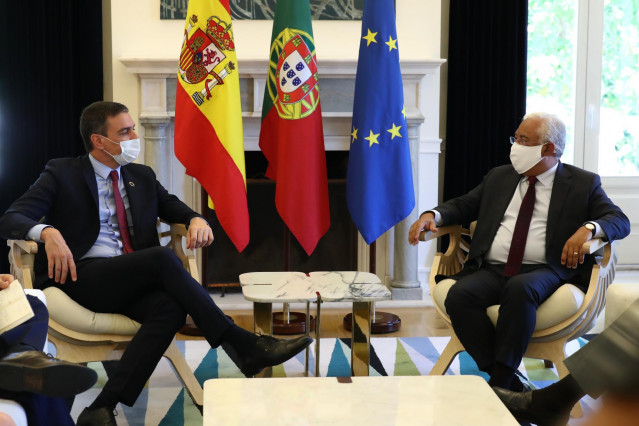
[
  {"xmin": 50, "ymin": 246, "xmax": 234, "ymax": 406},
  {"xmin": 0, "ymin": 295, "xmax": 49, "ymax": 356},
  {"xmin": 0, "ymin": 296, "xmax": 74, "ymax": 426},
  {"xmin": 444, "ymin": 263, "xmax": 563, "ymax": 372}
]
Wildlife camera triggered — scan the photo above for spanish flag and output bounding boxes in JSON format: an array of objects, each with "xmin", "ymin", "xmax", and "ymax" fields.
[
  {"xmin": 174, "ymin": 0, "xmax": 249, "ymax": 252},
  {"xmin": 259, "ymin": 0, "xmax": 330, "ymax": 256}
]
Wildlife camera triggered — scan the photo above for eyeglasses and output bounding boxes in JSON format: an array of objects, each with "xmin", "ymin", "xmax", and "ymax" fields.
[{"xmin": 509, "ymin": 136, "xmax": 542, "ymax": 146}]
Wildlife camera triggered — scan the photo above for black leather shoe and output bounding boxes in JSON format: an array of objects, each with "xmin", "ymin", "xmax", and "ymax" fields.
[
  {"xmin": 0, "ymin": 351, "xmax": 97, "ymax": 397},
  {"xmin": 511, "ymin": 372, "xmax": 534, "ymax": 392},
  {"xmin": 493, "ymin": 387, "xmax": 570, "ymax": 426},
  {"xmin": 237, "ymin": 335, "xmax": 313, "ymax": 376},
  {"xmin": 77, "ymin": 407, "xmax": 117, "ymax": 426}
]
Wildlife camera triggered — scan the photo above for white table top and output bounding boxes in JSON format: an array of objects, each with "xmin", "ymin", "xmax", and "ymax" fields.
[
  {"xmin": 239, "ymin": 272, "xmax": 316, "ymax": 303},
  {"xmin": 239, "ymin": 271, "xmax": 391, "ymax": 303},
  {"xmin": 203, "ymin": 375, "xmax": 518, "ymax": 426}
]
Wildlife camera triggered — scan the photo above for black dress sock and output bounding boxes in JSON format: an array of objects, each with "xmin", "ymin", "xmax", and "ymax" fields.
[
  {"xmin": 221, "ymin": 324, "xmax": 258, "ymax": 356},
  {"xmin": 88, "ymin": 389, "xmax": 119, "ymax": 411},
  {"xmin": 488, "ymin": 362, "xmax": 516, "ymax": 389}
]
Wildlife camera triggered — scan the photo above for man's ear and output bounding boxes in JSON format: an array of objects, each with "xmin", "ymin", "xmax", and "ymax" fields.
[
  {"xmin": 91, "ymin": 134, "xmax": 104, "ymax": 151},
  {"xmin": 542, "ymin": 142, "xmax": 556, "ymax": 156}
]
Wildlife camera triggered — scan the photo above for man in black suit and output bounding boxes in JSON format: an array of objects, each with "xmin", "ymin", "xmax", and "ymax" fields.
[
  {"xmin": 408, "ymin": 112, "xmax": 630, "ymax": 392},
  {"xmin": 0, "ymin": 273, "xmax": 97, "ymax": 426},
  {"xmin": 0, "ymin": 101, "xmax": 312, "ymax": 426}
]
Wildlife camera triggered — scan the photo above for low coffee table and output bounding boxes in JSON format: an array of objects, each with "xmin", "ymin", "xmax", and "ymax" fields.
[
  {"xmin": 240, "ymin": 271, "xmax": 391, "ymax": 376},
  {"xmin": 203, "ymin": 375, "xmax": 519, "ymax": 425}
]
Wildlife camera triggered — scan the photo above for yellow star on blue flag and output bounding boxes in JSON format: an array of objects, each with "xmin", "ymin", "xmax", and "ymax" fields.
[{"xmin": 346, "ymin": 0, "xmax": 415, "ymax": 244}]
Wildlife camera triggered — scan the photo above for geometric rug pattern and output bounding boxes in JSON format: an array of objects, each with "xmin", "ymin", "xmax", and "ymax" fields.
[{"xmin": 70, "ymin": 337, "xmax": 597, "ymax": 425}]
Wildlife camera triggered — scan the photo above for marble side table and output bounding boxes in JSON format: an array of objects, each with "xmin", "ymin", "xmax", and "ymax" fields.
[
  {"xmin": 308, "ymin": 271, "xmax": 391, "ymax": 376},
  {"xmin": 240, "ymin": 271, "xmax": 391, "ymax": 377},
  {"xmin": 239, "ymin": 272, "xmax": 316, "ymax": 377}
]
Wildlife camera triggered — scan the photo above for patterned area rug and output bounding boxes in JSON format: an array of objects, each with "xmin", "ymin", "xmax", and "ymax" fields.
[{"xmin": 69, "ymin": 337, "xmax": 597, "ymax": 425}]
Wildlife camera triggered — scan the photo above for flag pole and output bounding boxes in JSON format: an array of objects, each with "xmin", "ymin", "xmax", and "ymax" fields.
[{"xmin": 273, "ymin": 227, "xmax": 316, "ymax": 334}]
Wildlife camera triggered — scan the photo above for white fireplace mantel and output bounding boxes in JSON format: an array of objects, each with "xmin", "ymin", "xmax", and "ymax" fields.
[{"xmin": 121, "ymin": 57, "xmax": 444, "ymax": 302}]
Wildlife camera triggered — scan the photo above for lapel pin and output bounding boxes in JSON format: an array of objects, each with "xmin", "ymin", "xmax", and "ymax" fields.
[{"xmin": 129, "ymin": 181, "xmax": 135, "ymax": 187}]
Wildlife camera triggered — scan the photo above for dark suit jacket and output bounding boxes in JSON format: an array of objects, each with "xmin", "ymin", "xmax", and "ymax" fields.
[
  {"xmin": 0, "ymin": 155, "xmax": 201, "ymax": 287},
  {"xmin": 433, "ymin": 162, "xmax": 630, "ymax": 288}
]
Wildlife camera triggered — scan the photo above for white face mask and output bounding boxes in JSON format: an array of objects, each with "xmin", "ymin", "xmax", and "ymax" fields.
[
  {"xmin": 102, "ymin": 137, "xmax": 140, "ymax": 166},
  {"xmin": 509, "ymin": 142, "xmax": 545, "ymax": 174}
]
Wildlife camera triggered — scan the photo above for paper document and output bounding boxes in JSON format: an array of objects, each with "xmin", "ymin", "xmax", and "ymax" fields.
[{"xmin": 0, "ymin": 280, "xmax": 35, "ymax": 335}]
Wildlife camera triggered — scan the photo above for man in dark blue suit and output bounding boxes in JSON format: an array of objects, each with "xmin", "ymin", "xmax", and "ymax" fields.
[
  {"xmin": 0, "ymin": 273, "xmax": 97, "ymax": 426},
  {"xmin": 0, "ymin": 102, "xmax": 312, "ymax": 426},
  {"xmin": 408, "ymin": 112, "xmax": 630, "ymax": 392}
]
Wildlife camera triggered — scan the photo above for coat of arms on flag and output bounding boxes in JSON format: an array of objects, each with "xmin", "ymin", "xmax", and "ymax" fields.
[
  {"xmin": 179, "ymin": 15, "xmax": 237, "ymax": 106},
  {"xmin": 266, "ymin": 30, "xmax": 320, "ymax": 120},
  {"xmin": 174, "ymin": 0, "xmax": 249, "ymax": 253}
]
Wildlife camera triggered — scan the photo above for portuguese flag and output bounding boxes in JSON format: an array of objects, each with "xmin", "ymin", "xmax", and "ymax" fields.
[
  {"xmin": 174, "ymin": 0, "xmax": 249, "ymax": 252},
  {"xmin": 259, "ymin": 0, "xmax": 330, "ymax": 256}
]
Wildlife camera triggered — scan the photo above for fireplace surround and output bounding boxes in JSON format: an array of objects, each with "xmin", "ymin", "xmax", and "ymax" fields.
[{"xmin": 121, "ymin": 57, "xmax": 444, "ymax": 301}]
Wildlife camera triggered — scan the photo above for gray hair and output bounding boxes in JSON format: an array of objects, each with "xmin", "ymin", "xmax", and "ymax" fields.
[{"xmin": 523, "ymin": 112, "xmax": 566, "ymax": 158}]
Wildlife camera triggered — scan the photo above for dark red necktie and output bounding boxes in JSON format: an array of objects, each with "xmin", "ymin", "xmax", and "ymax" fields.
[
  {"xmin": 504, "ymin": 176, "xmax": 537, "ymax": 276},
  {"xmin": 110, "ymin": 170, "xmax": 134, "ymax": 254}
]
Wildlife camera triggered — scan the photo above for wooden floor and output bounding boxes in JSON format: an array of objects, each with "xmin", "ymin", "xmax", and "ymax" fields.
[{"xmin": 178, "ymin": 306, "xmax": 453, "ymax": 340}]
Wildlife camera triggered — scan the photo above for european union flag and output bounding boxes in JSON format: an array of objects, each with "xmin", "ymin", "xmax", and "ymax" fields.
[{"xmin": 346, "ymin": 0, "xmax": 415, "ymax": 244}]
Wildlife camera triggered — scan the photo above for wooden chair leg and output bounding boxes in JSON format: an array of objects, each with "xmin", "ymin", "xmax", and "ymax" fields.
[
  {"xmin": 163, "ymin": 340, "xmax": 204, "ymax": 407},
  {"xmin": 429, "ymin": 334, "xmax": 465, "ymax": 376}
]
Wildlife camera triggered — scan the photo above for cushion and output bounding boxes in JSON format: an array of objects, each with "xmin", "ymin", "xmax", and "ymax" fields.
[
  {"xmin": 43, "ymin": 287, "xmax": 140, "ymax": 335},
  {"xmin": 433, "ymin": 279, "xmax": 585, "ymax": 331},
  {"xmin": 605, "ymin": 283, "xmax": 639, "ymax": 328}
]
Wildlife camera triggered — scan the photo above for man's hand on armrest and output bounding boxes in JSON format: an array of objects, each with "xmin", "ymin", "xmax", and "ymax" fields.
[
  {"xmin": 186, "ymin": 217, "xmax": 214, "ymax": 250},
  {"xmin": 408, "ymin": 212, "xmax": 438, "ymax": 246},
  {"xmin": 41, "ymin": 227, "xmax": 77, "ymax": 284},
  {"xmin": 560, "ymin": 225, "xmax": 593, "ymax": 270}
]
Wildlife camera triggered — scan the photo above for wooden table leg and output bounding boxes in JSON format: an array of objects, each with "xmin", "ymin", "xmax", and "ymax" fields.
[
  {"xmin": 351, "ymin": 301, "xmax": 372, "ymax": 376},
  {"xmin": 253, "ymin": 302, "xmax": 273, "ymax": 378}
]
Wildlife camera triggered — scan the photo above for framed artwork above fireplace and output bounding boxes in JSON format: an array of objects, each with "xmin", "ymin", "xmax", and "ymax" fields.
[{"xmin": 160, "ymin": 0, "xmax": 364, "ymax": 20}]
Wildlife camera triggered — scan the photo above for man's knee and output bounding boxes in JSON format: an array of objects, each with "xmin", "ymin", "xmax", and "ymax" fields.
[
  {"xmin": 147, "ymin": 246, "xmax": 181, "ymax": 265},
  {"xmin": 501, "ymin": 279, "xmax": 538, "ymax": 306},
  {"xmin": 445, "ymin": 284, "xmax": 468, "ymax": 315}
]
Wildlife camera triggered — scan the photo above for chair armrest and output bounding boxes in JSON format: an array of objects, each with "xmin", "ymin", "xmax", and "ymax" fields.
[
  {"xmin": 8, "ymin": 239, "xmax": 38, "ymax": 254},
  {"xmin": 7, "ymin": 240, "xmax": 38, "ymax": 290},
  {"xmin": 419, "ymin": 225, "xmax": 463, "ymax": 242},
  {"xmin": 158, "ymin": 221, "xmax": 200, "ymax": 283},
  {"xmin": 582, "ymin": 238, "xmax": 608, "ymax": 255}
]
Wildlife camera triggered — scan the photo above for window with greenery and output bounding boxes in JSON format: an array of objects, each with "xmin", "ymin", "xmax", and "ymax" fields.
[
  {"xmin": 599, "ymin": 0, "xmax": 639, "ymax": 175},
  {"xmin": 527, "ymin": 0, "xmax": 639, "ymax": 176},
  {"xmin": 527, "ymin": 0, "xmax": 577, "ymax": 164}
]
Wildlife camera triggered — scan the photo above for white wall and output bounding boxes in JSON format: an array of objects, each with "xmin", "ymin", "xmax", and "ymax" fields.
[{"xmin": 104, "ymin": 0, "xmax": 442, "ymax": 125}]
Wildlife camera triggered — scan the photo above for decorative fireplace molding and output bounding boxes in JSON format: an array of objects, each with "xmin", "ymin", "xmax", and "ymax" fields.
[{"xmin": 121, "ymin": 57, "xmax": 444, "ymax": 300}]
